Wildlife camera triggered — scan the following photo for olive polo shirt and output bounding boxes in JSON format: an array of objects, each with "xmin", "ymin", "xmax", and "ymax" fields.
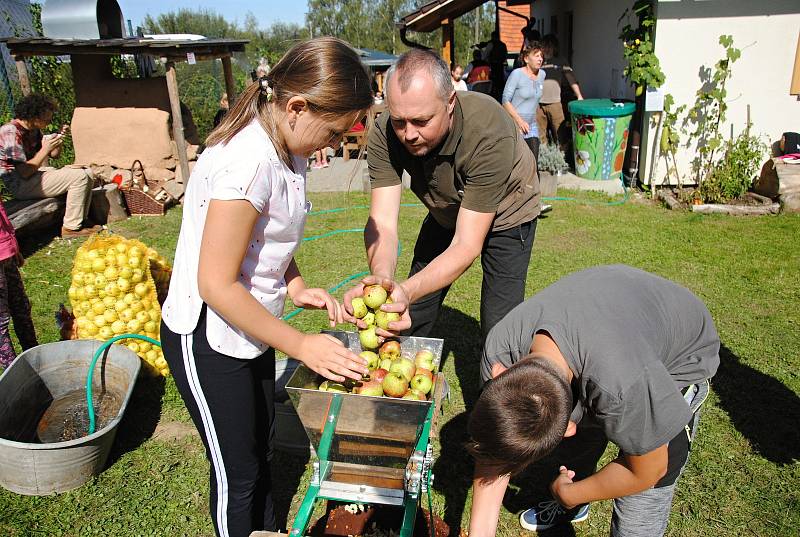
[{"xmin": 367, "ymin": 91, "xmax": 540, "ymax": 232}]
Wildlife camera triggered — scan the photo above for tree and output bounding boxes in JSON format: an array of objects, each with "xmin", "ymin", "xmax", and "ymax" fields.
[{"xmin": 142, "ymin": 9, "xmax": 240, "ymax": 38}]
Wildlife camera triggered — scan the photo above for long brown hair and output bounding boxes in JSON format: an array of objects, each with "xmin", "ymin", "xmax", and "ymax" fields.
[{"xmin": 207, "ymin": 37, "xmax": 373, "ymax": 167}]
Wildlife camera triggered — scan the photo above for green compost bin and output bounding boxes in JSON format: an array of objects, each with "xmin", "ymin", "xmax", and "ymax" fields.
[{"xmin": 568, "ymin": 99, "xmax": 636, "ymax": 181}]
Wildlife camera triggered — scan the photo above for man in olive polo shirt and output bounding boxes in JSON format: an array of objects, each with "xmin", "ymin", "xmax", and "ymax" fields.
[{"xmin": 344, "ymin": 48, "xmax": 541, "ymax": 340}]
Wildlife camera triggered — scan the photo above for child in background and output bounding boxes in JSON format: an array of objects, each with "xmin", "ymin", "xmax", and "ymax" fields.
[
  {"xmin": 0, "ymin": 199, "xmax": 38, "ymax": 368},
  {"xmin": 161, "ymin": 37, "xmax": 373, "ymax": 537}
]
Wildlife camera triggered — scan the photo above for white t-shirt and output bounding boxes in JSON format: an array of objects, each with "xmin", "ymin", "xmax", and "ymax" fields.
[{"xmin": 162, "ymin": 120, "xmax": 309, "ymax": 358}]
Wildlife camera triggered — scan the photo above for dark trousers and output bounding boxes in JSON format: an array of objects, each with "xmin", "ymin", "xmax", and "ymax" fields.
[
  {"xmin": 0, "ymin": 257, "xmax": 37, "ymax": 368},
  {"xmin": 161, "ymin": 307, "xmax": 276, "ymax": 537},
  {"xmin": 404, "ymin": 214, "xmax": 537, "ymax": 340},
  {"xmin": 525, "ymin": 136, "xmax": 541, "ymax": 164}
]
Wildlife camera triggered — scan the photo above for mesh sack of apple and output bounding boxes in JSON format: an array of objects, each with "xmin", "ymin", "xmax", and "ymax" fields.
[
  {"xmin": 316, "ymin": 284, "xmax": 437, "ymax": 400},
  {"xmin": 67, "ymin": 232, "xmax": 171, "ymax": 377}
]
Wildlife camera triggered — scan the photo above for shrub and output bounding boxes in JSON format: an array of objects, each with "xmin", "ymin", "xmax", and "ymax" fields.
[
  {"xmin": 699, "ymin": 131, "xmax": 765, "ymax": 203},
  {"xmin": 537, "ymin": 143, "xmax": 568, "ymax": 174}
]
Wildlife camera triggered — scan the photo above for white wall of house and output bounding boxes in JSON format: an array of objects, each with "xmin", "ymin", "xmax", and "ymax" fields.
[
  {"xmin": 530, "ymin": 0, "xmax": 635, "ymax": 101},
  {"xmin": 645, "ymin": 0, "xmax": 800, "ymax": 186}
]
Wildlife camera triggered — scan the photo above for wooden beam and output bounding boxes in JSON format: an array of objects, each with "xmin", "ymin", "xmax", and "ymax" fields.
[
  {"xmin": 441, "ymin": 18, "xmax": 455, "ymax": 67},
  {"xmin": 15, "ymin": 60, "xmax": 30, "ymax": 96},
  {"xmin": 221, "ymin": 55, "xmax": 237, "ymax": 108},
  {"xmin": 165, "ymin": 61, "xmax": 191, "ymax": 185}
]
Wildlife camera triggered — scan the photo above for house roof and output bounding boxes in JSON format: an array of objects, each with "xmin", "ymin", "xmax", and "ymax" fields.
[
  {"xmin": 356, "ymin": 47, "xmax": 398, "ymax": 68},
  {"xmin": 0, "ymin": 37, "xmax": 248, "ymax": 61},
  {"xmin": 399, "ymin": 0, "xmax": 488, "ymax": 33}
]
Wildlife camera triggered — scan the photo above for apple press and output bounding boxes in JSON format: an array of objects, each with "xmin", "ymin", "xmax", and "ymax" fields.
[{"xmin": 283, "ymin": 330, "xmax": 446, "ymax": 537}]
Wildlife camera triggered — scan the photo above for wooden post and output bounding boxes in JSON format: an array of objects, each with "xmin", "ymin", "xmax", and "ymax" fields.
[
  {"xmin": 165, "ymin": 60, "xmax": 191, "ymax": 185},
  {"xmin": 442, "ymin": 19, "xmax": 455, "ymax": 67},
  {"xmin": 15, "ymin": 59, "xmax": 30, "ymax": 96},
  {"xmin": 221, "ymin": 55, "xmax": 237, "ymax": 107}
]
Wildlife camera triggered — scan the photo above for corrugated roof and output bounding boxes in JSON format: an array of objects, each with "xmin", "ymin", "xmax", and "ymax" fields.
[{"xmin": 0, "ymin": 37, "xmax": 248, "ymax": 60}]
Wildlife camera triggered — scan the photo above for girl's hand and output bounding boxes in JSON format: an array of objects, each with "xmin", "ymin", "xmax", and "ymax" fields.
[
  {"xmin": 291, "ymin": 287, "xmax": 341, "ymax": 327},
  {"xmin": 517, "ymin": 119, "xmax": 530, "ymax": 135},
  {"xmin": 549, "ymin": 465, "xmax": 577, "ymax": 509},
  {"xmin": 297, "ymin": 333, "xmax": 369, "ymax": 382}
]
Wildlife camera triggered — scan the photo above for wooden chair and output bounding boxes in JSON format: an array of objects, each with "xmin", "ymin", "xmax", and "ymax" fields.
[
  {"xmin": 341, "ymin": 128, "xmax": 367, "ymax": 161},
  {"xmin": 340, "ymin": 102, "xmax": 385, "ymax": 161}
]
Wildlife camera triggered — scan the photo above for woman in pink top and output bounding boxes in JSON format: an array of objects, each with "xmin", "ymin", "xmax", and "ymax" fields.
[{"xmin": 0, "ymin": 200, "xmax": 38, "ymax": 368}]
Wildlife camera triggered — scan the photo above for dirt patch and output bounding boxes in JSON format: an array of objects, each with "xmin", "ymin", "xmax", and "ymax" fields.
[
  {"xmin": 152, "ymin": 420, "xmax": 199, "ymax": 443},
  {"xmin": 308, "ymin": 502, "xmax": 451, "ymax": 537}
]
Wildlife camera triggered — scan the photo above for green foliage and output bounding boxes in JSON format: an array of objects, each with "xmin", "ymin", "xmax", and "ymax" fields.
[
  {"xmin": 305, "ymin": 1, "xmax": 493, "ymax": 67},
  {"xmin": 699, "ymin": 130, "xmax": 766, "ymax": 203},
  {"xmin": 142, "ymin": 9, "xmax": 240, "ymax": 38},
  {"xmin": 537, "ymin": 143, "xmax": 568, "ymax": 174},
  {"xmin": 618, "ymin": 0, "xmax": 665, "ymax": 92},
  {"xmin": 685, "ymin": 35, "xmax": 741, "ymax": 183}
]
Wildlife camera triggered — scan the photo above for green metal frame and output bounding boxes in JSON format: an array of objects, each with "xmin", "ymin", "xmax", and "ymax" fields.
[{"xmin": 290, "ymin": 397, "xmax": 435, "ymax": 537}]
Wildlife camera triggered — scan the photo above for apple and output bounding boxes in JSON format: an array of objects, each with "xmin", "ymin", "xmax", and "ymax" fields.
[
  {"xmin": 359, "ymin": 326, "xmax": 380, "ymax": 350},
  {"xmin": 370, "ymin": 368, "xmax": 389, "ymax": 383},
  {"xmin": 390, "ymin": 357, "xmax": 416, "ymax": 382},
  {"xmin": 351, "ymin": 297, "xmax": 368, "ymax": 319},
  {"xmin": 378, "ymin": 358, "xmax": 393, "ymax": 371},
  {"xmin": 379, "ymin": 340, "xmax": 401, "ymax": 361},
  {"xmin": 410, "ymin": 373, "xmax": 433, "ymax": 395},
  {"xmin": 359, "ymin": 351, "xmax": 380, "ymax": 370},
  {"xmin": 362, "ymin": 311, "xmax": 376, "ymax": 327},
  {"xmin": 414, "ymin": 367, "xmax": 433, "ymax": 381},
  {"xmin": 354, "ymin": 379, "xmax": 383, "ymax": 397},
  {"xmin": 325, "ymin": 382, "xmax": 348, "ymax": 393},
  {"xmin": 402, "ymin": 389, "xmax": 426, "ymax": 401},
  {"xmin": 363, "ymin": 284, "xmax": 388, "ymax": 309},
  {"xmin": 414, "ymin": 349, "xmax": 435, "ymax": 372},
  {"xmin": 318, "ymin": 380, "xmax": 331, "ymax": 391},
  {"xmin": 382, "ymin": 371, "xmax": 409, "ymax": 398},
  {"xmin": 375, "ymin": 309, "xmax": 401, "ymax": 330}
]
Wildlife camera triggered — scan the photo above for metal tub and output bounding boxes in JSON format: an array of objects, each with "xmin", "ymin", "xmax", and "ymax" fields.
[
  {"xmin": 286, "ymin": 331, "xmax": 443, "ymax": 497},
  {"xmin": 0, "ymin": 340, "xmax": 140, "ymax": 495}
]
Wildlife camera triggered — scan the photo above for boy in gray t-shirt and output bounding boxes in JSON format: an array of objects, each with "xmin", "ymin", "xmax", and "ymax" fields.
[{"xmin": 467, "ymin": 265, "xmax": 719, "ymax": 537}]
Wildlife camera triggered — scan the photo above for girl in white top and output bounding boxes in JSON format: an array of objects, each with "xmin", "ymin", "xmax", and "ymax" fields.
[{"xmin": 160, "ymin": 38, "xmax": 373, "ymax": 537}]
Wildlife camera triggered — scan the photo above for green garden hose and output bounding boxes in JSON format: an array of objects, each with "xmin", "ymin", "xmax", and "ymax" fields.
[{"xmin": 86, "ymin": 333, "xmax": 161, "ymax": 435}]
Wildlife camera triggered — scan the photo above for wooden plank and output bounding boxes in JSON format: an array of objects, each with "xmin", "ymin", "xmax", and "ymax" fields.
[
  {"xmin": 222, "ymin": 55, "xmax": 237, "ymax": 108},
  {"xmin": 15, "ymin": 60, "xmax": 30, "ymax": 96},
  {"xmin": 165, "ymin": 61, "xmax": 191, "ymax": 185},
  {"xmin": 691, "ymin": 202, "xmax": 780, "ymax": 215},
  {"xmin": 8, "ymin": 197, "xmax": 66, "ymax": 236},
  {"xmin": 250, "ymin": 532, "xmax": 287, "ymax": 537}
]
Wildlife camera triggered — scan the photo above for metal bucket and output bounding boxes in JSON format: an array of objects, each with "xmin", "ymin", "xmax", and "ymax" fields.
[{"xmin": 0, "ymin": 340, "xmax": 141, "ymax": 495}]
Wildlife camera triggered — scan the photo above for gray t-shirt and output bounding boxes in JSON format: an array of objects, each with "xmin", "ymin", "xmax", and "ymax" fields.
[{"xmin": 482, "ymin": 265, "xmax": 720, "ymax": 455}]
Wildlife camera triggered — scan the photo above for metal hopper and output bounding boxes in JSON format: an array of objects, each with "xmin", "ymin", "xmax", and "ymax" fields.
[{"xmin": 285, "ymin": 330, "xmax": 445, "ymax": 537}]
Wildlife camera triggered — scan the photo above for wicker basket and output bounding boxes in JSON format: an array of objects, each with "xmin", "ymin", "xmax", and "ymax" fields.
[{"xmin": 120, "ymin": 160, "xmax": 174, "ymax": 216}]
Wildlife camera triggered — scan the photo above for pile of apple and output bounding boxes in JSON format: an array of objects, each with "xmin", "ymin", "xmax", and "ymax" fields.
[
  {"xmin": 352, "ymin": 284, "xmax": 400, "ymax": 351},
  {"xmin": 318, "ymin": 342, "xmax": 436, "ymax": 400},
  {"xmin": 68, "ymin": 233, "xmax": 170, "ymax": 377}
]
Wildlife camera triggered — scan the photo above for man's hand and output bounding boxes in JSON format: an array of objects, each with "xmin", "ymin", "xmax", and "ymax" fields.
[
  {"xmin": 550, "ymin": 465, "xmax": 577, "ymax": 509},
  {"xmin": 342, "ymin": 275, "xmax": 411, "ymax": 335},
  {"xmin": 41, "ymin": 134, "xmax": 63, "ymax": 153}
]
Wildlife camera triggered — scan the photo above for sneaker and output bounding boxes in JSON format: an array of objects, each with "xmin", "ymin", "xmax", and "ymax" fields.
[
  {"xmin": 541, "ymin": 203, "xmax": 553, "ymax": 214},
  {"xmin": 520, "ymin": 500, "xmax": 589, "ymax": 531},
  {"xmin": 61, "ymin": 224, "xmax": 103, "ymax": 238}
]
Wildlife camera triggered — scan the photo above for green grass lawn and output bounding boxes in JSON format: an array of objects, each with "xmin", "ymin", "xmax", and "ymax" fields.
[{"xmin": 1, "ymin": 189, "xmax": 798, "ymax": 536}]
